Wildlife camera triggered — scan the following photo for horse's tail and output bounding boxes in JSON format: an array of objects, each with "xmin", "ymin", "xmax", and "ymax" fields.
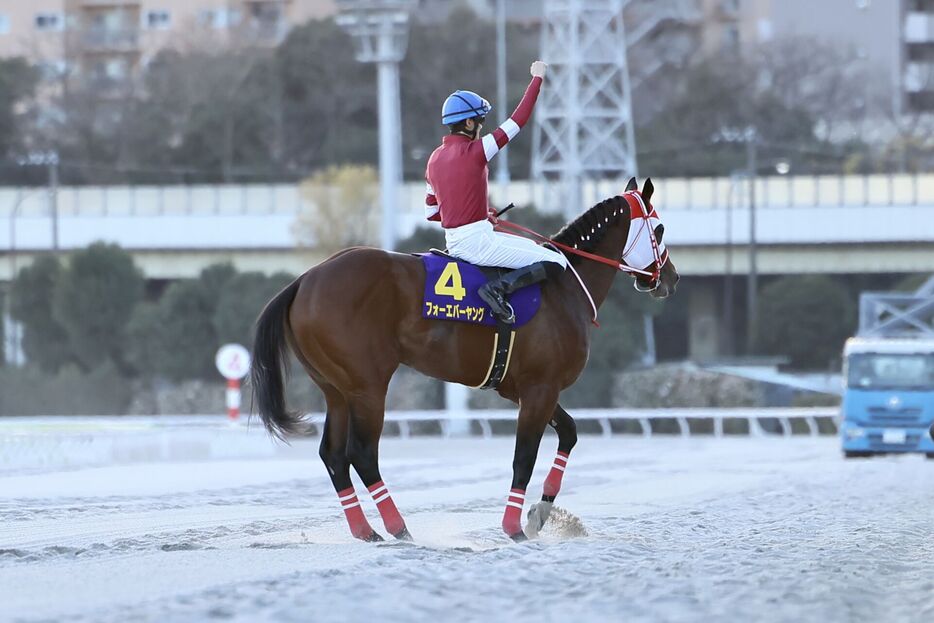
[{"xmin": 250, "ymin": 276, "xmax": 304, "ymax": 440}]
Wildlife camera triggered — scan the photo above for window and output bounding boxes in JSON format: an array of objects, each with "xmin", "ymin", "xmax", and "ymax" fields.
[
  {"xmin": 145, "ymin": 10, "xmax": 171, "ymax": 30},
  {"xmin": 723, "ymin": 24, "xmax": 740, "ymax": 50},
  {"xmin": 249, "ymin": 2, "xmax": 282, "ymax": 21},
  {"xmin": 200, "ymin": 8, "xmax": 240, "ymax": 29},
  {"xmin": 35, "ymin": 13, "xmax": 63, "ymax": 31},
  {"xmin": 0, "ymin": 14, "xmax": 9, "ymax": 35},
  {"xmin": 720, "ymin": 0, "xmax": 740, "ymax": 13},
  {"xmin": 38, "ymin": 60, "xmax": 67, "ymax": 81},
  {"xmin": 756, "ymin": 18, "xmax": 772, "ymax": 42},
  {"xmin": 106, "ymin": 58, "xmax": 128, "ymax": 79},
  {"xmin": 847, "ymin": 353, "xmax": 934, "ymax": 390},
  {"xmin": 90, "ymin": 57, "xmax": 129, "ymax": 84}
]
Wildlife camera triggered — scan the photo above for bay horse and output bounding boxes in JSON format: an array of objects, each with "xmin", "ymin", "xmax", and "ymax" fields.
[{"xmin": 250, "ymin": 178, "xmax": 679, "ymax": 542}]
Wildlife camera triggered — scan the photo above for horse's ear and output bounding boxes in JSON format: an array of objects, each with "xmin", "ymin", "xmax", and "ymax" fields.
[
  {"xmin": 642, "ymin": 177, "xmax": 654, "ymax": 204},
  {"xmin": 625, "ymin": 177, "xmax": 638, "ymax": 192}
]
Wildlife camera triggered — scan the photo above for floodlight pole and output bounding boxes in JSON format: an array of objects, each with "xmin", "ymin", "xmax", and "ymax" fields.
[
  {"xmin": 337, "ymin": 2, "xmax": 414, "ymax": 252},
  {"xmin": 495, "ymin": 0, "xmax": 509, "ymax": 186}
]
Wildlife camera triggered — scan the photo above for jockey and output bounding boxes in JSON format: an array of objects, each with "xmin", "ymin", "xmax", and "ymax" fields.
[{"xmin": 424, "ymin": 60, "xmax": 567, "ymax": 324}]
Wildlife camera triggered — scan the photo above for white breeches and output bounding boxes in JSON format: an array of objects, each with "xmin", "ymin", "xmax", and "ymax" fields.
[{"xmin": 444, "ymin": 219, "xmax": 568, "ymax": 269}]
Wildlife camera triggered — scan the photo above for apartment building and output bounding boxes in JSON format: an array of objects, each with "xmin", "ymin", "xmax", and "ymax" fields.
[
  {"xmin": 1, "ymin": 1, "xmax": 931, "ymax": 112},
  {"xmin": 904, "ymin": 0, "xmax": 934, "ymax": 111},
  {"xmin": 0, "ymin": 1, "xmax": 336, "ymax": 88}
]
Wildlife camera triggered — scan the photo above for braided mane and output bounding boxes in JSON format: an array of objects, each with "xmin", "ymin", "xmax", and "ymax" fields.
[{"xmin": 551, "ymin": 195, "xmax": 630, "ymax": 253}]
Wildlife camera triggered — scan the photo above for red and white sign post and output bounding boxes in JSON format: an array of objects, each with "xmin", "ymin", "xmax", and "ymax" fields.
[{"xmin": 215, "ymin": 344, "xmax": 251, "ymax": 421}]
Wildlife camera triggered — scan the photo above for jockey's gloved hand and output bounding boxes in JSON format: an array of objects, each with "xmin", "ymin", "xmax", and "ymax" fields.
[{"xmin": 487, "ymin": 206, "xmax": 499, "ymax": 225}]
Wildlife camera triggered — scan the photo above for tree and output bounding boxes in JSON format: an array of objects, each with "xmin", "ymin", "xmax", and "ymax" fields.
[
  {"xmin": 125, "ymin": 45, "xmax": 282, "ymax": 183},
  {"xmin": 213, "ymin": 271, "xmax": 295, "ymax": 346},
  {"xmin": 0, "ymin": 57, "xmax": 38, "ymax": 166},
  {"xmin": 294, "ymin": 165, "xmax": 379, "ymax": 252},
  {"xmin": 128, "ymin": 263, "xmax": 238, "ymax": 381},
  {"xmin": 53, "ymin": 242, "xmax": 144, "ymax": 372},
  {"xmin": 400, "ymin": 9, "xmax": 540, "ymax": 179},
  {"xmin": 635, "ymin": 37, "xmax": 877, "ymax": 177},
  {"xmin": 276, "ymin": 19, "xmax": 377, "ymax": 174},
  {"xmin": 128, "ymin": 278, "xmax": 219, "ymax": 381},
  {"xmin": 9, "ymin": 256, "xmax": 72, "ymax": 372},
  {"xmin": 128, "ymin": 264, "xmax": 293, "ymax": 382},
  {"xmin": 757, "ymin": 275, "xmax": 856, "ymax": 370}
]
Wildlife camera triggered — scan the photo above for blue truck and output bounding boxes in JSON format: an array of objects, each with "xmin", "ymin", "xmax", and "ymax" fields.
[{"xmin": 840, "ymin": 337, "xmax": 934, "ymax": 459}]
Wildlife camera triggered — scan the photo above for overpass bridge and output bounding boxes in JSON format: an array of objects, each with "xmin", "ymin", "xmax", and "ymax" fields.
[
  {"xmin": 2, "ymin": 174, "xmax": 931, "ymax": 362},
  {"xmin": 2, "ymin": 173, "xmax": 932, "ymax": 282}
]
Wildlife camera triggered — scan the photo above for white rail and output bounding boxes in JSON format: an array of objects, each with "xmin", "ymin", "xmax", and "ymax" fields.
[
  {"xmin": 375, "ymin": 407, "xmax": 840, "ymax": 439},
  {"xmin": 0, "ymin": 408, "xmax": 840, "ymax": 440}
]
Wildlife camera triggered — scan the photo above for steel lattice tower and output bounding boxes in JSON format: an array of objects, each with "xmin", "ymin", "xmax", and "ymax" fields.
[{"xmin": 532, "ymin": 0, "xmax": 638, "ymax": 214}]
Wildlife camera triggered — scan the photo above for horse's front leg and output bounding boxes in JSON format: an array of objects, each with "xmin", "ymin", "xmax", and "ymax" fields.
[
  {"xmin": 525, "ymin": 403, "xmax": 577, "ymax": 539},
  {"xmin": 502, "ymin": 387, "xmax": 557, "ymax": 541}
]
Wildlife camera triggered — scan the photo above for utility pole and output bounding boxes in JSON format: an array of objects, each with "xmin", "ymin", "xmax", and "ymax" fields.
[
  {"xmin": 745, "ymin": 129, "xmax": 758, "ymax": 355},
  {"xmin": 495, "ymin": 0, "xmax": 509, "ymax": 186},
  {"xmin": 48, "ymin": 153, "xmax": 59, "ymax": 253},
  {"xmin": 723, "ymin": 174, "xmax": 741, "ymax": 356}
]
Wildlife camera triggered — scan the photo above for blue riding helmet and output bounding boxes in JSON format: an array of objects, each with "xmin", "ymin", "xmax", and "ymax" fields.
[{"xmin": 441, "ymin": 90, "xmax": 492, "ymax": 125}]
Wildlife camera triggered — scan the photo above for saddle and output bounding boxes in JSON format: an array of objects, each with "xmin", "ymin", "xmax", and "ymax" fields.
[
  {"xmin": 419, "ymin": 250, "xmax": 541, "ymax": 328},
  {"xmin": 419, "ymin": 250, "xmax": 543, "ymax": 390}
]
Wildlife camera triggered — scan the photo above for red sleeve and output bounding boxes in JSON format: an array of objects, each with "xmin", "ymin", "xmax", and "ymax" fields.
[
  {"xmin": 510, "ymin": 76, "xmax": 542, "ymax": 129},
  {"xmin": 482, "ymin": 76, "xmax": 543, "ymax": 156}
]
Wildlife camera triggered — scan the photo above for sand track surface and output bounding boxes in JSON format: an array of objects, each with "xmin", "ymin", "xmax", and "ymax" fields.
[{"xmin": 1, "ymin": 418, "xmax": 932, "ymax": 622}]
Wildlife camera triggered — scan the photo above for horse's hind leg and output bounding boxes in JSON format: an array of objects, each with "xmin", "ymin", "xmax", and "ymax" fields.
[
  {"xmin": 346, "ymin": 392, "xmax": 411, "ymax": 540},
  {"xmin": 318, "ymin": 386, "xmax": 383, "ymax": 542},
  {"xmin": 525, "ymin": 403, "xmax": 578, "ymax": 539}
]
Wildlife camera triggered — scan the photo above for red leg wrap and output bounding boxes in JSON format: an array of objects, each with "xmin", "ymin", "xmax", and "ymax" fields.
[
  {"xmin": 543, "ymin": 451, "xmax": 569, "ymax": 498},
  {"xmin": 501, "ymin": 487, "xmax": 526, "ymax": 536},
  {"xmin": 367, "ymin": 480, "xmax": 406, "ymax": 536},
  {"xmin": 337, "ymin": 487, "xmax": 375, "ymax": 540}
]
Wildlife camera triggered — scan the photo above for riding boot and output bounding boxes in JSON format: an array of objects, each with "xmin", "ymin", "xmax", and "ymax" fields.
[{"xmin": 479, "ymin": 262, "xmax": 557, "ymax": 324}]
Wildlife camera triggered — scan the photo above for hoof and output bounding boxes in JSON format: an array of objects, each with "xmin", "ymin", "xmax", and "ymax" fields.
[
  {"xmin": 524, "ymin": 501, "xmax": 553, "ymax": 540},
  {"xmin": 362, "ymin": 531, "xmax": 385, "ymax": 543},
  {"xmin": 508, "ymin": 531, "xmax": 528, "ymax": 543},
  {"xmin": 393, "ymin": 527, "xmax": 413, "ymax": 541}
]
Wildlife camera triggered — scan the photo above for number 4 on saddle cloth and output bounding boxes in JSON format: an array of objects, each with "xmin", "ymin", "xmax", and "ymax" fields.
[{"xmin": 420, "ymin": 252, "xmax": 542, "ymax": 327}]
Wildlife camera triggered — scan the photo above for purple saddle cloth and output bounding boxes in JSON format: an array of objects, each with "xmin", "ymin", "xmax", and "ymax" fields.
[{"xmin": 420, "ymin": 253, "xmax": 541, "ymax": 327}]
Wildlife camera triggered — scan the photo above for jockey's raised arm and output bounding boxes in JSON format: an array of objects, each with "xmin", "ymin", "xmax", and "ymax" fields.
[{"xmin": 479, "ymin": 62, "xmax": 546, "ymax": 163}]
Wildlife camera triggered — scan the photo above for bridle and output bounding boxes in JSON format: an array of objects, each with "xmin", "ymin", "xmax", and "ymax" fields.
[{"xmin": 622, "ymin": 191, "xmax": 669, "ymax": 292}]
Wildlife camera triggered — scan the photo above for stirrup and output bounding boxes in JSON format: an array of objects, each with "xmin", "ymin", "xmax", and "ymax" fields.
[
  {"xmin": 479, "ymin": 286, "xmax": 516, "ymax": 324},
  {"xmin": 499, "ymin": 302, "xmax": 516, "ymax": 325}
]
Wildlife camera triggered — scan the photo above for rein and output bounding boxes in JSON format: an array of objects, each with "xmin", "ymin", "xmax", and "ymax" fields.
[
  {"xmin": 496, "ymin": 220, "xmax": 654, "ymax": 276},
  {"xmin": 494, "ymin": 192, "xmax": 663, "ymax": 281}
]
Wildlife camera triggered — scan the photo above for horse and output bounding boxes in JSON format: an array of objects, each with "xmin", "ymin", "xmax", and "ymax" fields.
[{"xmin": 250, "ymin": 177, "xmax": 680, "ymax": 542}]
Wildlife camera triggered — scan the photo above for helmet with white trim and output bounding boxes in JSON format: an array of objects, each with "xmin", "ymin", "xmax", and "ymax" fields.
[{"xmin": 441, "ymin": 90, "xmax": 492, "ymax": 125}]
